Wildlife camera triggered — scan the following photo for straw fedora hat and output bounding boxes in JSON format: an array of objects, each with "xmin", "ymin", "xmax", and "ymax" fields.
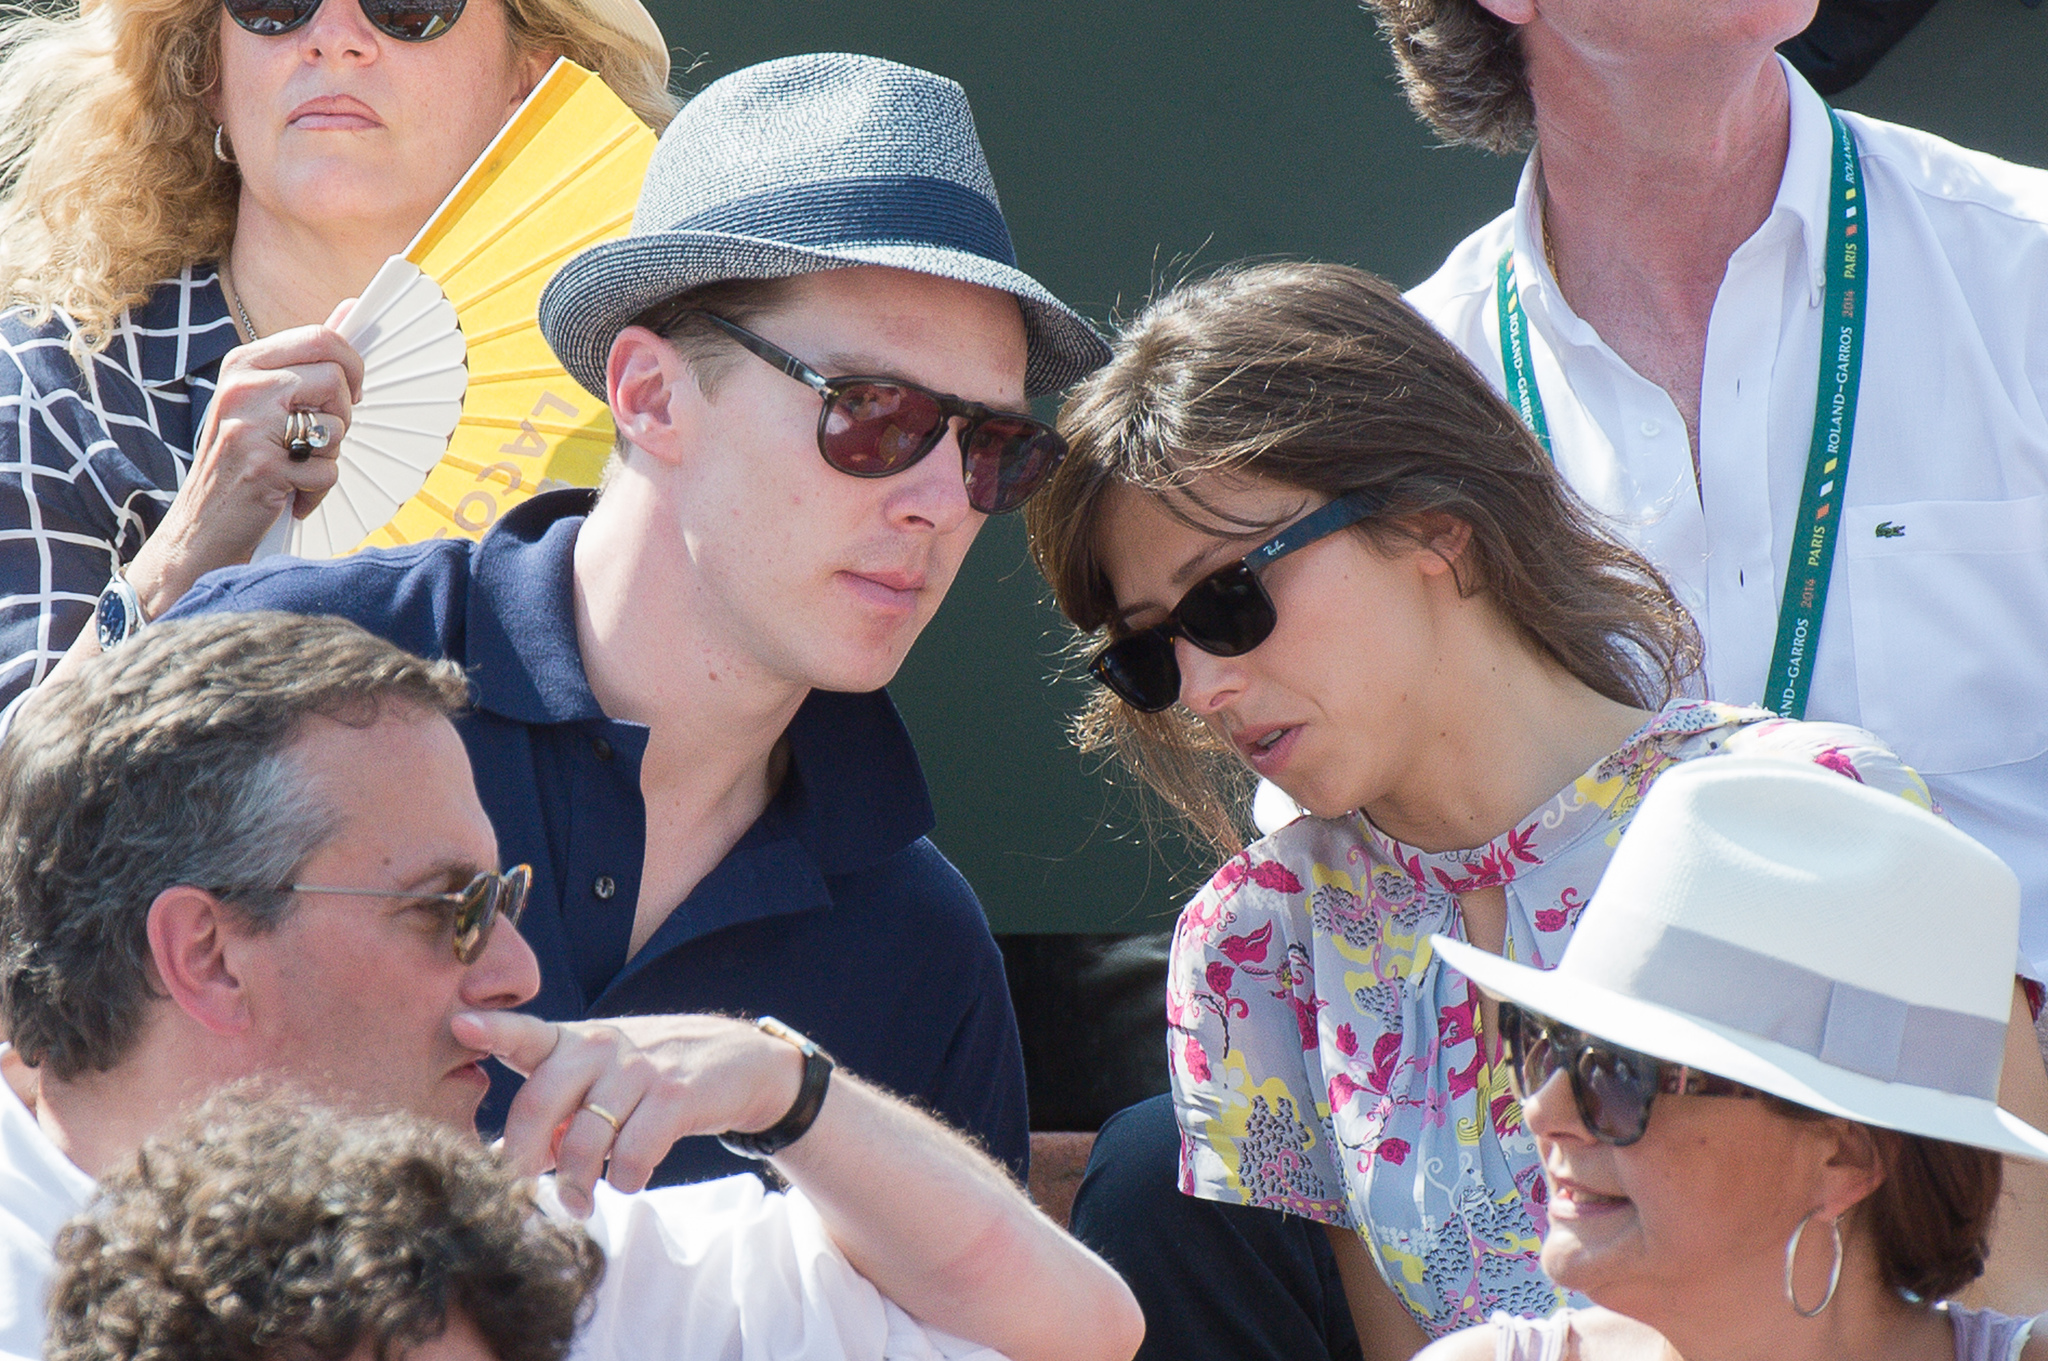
[
  {"xmin": 538, "ymin": 52, "xmax": 1110, "ymax": 401},
  {"xmin": 1434, "ymin": 756, "xmax": 2048, "ymax": 1162}
]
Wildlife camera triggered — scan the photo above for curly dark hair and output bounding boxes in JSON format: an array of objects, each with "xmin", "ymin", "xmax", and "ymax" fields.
[{"xmin": 45, "ymin": 1088, "xmax": 605, "ymax": 1361}]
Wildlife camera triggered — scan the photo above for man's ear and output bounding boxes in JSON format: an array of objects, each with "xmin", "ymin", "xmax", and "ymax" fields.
[
  {"xmin": 1473, "ymin": 0, "xmax": 1536, "ymax": 24},
  {"xmin": 606, "ymin": 325, "xmax": 701, "ymax": 471},
  {"xmin": 145, "ymin": 887, "xmax": 251, "ymax": 1038}
]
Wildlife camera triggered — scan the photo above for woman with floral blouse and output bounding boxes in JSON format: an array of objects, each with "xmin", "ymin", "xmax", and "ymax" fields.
[{"xmin": 1022, "ymin": 262, "xmax": 2043, "ymax": 1361}]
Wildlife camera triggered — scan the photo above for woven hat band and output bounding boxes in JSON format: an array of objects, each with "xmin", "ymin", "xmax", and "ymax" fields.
[
  {"xmin": 1577, "ymin": 922, "xmax": 2008, "ymax": 1098},
  {"xmin": 669, "ymin": 176, "xmax": 1018, "ymax": 268}
]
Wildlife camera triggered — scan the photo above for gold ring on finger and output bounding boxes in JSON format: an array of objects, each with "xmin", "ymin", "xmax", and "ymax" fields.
[{"xmin": 579, "ymin": 1101, "xmax": 624, "ymax": 1135}]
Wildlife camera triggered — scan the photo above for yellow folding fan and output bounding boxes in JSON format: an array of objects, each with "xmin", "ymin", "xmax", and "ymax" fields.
[{"xmin": 284, "ymin": 58, "xmax": 656, "ymax": 557}]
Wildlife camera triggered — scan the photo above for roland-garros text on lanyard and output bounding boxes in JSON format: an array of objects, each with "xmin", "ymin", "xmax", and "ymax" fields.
[{"xmin": 1494, "ymin": 110, "xmax": 1868, "ymax": 722}]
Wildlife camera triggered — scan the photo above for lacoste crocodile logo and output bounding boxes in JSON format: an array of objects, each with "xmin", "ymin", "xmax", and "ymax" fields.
[{"xmin": 1874, "ymin": 521, "xmax": 1906, "ymax": 539}]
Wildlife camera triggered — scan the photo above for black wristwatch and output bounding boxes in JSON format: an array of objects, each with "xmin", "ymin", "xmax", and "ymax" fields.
[
  {"xmin": 95, "ymin": 571, "xmax": 146, "ymax": 651},
  {"xmin": 718, "ymin": 1016, "xmax": 835, "ymax": 1160}
]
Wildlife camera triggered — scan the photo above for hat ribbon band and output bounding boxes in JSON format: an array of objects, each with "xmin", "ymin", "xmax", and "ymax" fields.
[
  {"xmin": 1591, "ymin": 924, "xmax": 2007, "ymax": 1099},
  {"xmin": 665, "ymin": 175, "xmax": 1018, "ymax": 268}
]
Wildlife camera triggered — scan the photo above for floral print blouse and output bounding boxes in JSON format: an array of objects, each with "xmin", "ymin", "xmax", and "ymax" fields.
[{"xmin": 1167, "ymin": 700, "xmax": 1931, "ymax": 1339}]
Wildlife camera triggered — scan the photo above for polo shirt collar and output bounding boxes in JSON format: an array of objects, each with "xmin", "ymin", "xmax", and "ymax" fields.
[
  {"xmin": 1511, "ymin": 56, "xmax": 1833, "ymax": 330},
  {"xmin": 463, "ymin": 489, "xmax": 936, "ymax": 874},
  {"xmin": 465, "ymin": 488, "xmax": 607, "ymax": 724}
]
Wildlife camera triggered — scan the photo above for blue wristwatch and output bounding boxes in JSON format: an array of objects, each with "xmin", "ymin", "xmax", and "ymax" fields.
[{"xmin": 94, "ymin": 570, "xmax": 146, "ymax": 650}]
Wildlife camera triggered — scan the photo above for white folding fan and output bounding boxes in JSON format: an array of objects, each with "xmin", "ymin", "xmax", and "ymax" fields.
[{"xmin": 272, "ymin": 58, "xmax": 657, "ymax": 558}]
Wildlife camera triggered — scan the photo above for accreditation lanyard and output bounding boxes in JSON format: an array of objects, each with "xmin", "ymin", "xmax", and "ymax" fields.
[{"xmin": 1493, "ymin": 110, "xmax": 1868, "ymax": 721}]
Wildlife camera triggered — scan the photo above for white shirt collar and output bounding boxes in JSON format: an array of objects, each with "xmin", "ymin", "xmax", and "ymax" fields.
[{"xmin": 1509, "ymin": 54, "xmax": 1837, "ymax": 326}]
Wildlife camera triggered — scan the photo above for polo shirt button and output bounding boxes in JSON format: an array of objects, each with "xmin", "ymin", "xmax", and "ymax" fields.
[
  {"xmin": 593, "ymin": 874, "xmax": 617, "ymax": 900},
  {"xmin": 1639, "ymin": 419, "xmax": 1661, "ymax": 438},
  {"xmin": 592, "ymin": 737, "xmax": 614, "ymax": 761}
]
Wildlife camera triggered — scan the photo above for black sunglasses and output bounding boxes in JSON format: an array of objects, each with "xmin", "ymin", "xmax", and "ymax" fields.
[
  {"xmin": 223, "ymin": 0, "xmax": 466, "ymax": 42},
  {"xmin": 658, "ymin": 309, "xmax": 1068, "ymax": 516},
  {"xmin": 1089, "ymin": 492, "xmax": 1381, "ymax": 713},
  {"xmin": 222, "ymin": 865, "xmax": 532, "ymax": 965},
  {"xmin": 1498, "ymin": 1001, "xmax": 1757, "ymax": 1146}
]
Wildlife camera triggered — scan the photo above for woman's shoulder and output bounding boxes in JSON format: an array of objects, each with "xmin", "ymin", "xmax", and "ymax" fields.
[
  {"xmin": 0, "ymin": 296, "xmax": 89, "ymax": 389},
  {"xmin": 1713, "ymin": 710, "xmax": 1934, "ymax": 809},
  {"xmin": 2, "ymin": 269, "xmax": 219, "ymax": 382},
  {"xmin": 1623, "ymin": 700, "xmax": 1932, "ymax": 811},
  {"xmin": 1942, "ymin": 1303, "xmax": 2046, "ymax": 1361}
]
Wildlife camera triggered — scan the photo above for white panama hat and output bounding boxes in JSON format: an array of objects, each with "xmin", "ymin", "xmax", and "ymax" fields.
[{"xmin": 1434, "ymin": 756, "xmax": 2048, "ymax": 1163}]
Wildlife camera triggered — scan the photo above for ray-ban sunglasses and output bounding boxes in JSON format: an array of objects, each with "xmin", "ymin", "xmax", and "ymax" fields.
[
  {"xmin": 1089, "ymin": 491, "xmax": 1382, "ymax": 713},
  {"xmin": 224, "ymin": 0, "xmax": 467, "ymax": 42},
  {"xmin": 218, "ymin": 864, "xmax": 532, "ymax": 965},
  {"xmin": 655, "ymin": 309, "xmax": 1070, "ymax": 516},
  {"xmin": 1498, "ymin": 1002, "xmax": 1759, "ymax": 1146}
]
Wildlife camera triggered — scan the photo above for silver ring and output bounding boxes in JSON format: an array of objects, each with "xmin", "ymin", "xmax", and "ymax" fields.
[{"xmin": 283, "ymin": 409, "xmax": 330, "ymax": 462}]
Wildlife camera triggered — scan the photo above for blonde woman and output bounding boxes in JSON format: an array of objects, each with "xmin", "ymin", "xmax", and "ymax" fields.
[{"xmin": 0, "ymin": 0, "xmax": 673, "ymax": 711}]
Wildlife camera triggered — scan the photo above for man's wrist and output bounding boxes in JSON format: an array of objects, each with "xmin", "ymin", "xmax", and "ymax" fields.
[{"xmin": 719, "ymin": 1017, "xmax": 833, "ymax": 1160}]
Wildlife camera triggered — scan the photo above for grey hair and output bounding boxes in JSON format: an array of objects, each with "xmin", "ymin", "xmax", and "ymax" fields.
[{"xmin": 0, "ymin": 612, "xmax": 470, "ymax": 1081}]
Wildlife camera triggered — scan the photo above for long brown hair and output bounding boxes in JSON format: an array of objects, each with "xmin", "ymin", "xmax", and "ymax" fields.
[{"xmin": 1024, "ymin": 261, "xmax": 1701, "ymax": 857}]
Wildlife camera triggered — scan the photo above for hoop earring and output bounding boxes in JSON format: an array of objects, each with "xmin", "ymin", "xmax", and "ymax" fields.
[
  {"xmin": 214, "ymin": 124, "xmax": 236, "ymax": 166},
  {"xmin": 1783, "ymin": 1210, "xmax": 1844, "ymax": 1318}
]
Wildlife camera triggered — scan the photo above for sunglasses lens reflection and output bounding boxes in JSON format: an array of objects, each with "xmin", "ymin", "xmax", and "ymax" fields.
[
  {"xmin": 1577, "ymin": 1047, "xmax": 1656, "ymax": 1145},
  {"xmin": 225, "ymin": 0, "xmax": 464, "ymax": 37},
  {"xmin": 824, "ymin": 383, "xmax": 943, "ymax": 475},
  {"xmin": 364, "ymin": 0, "xmax": 464, "ymax": 38},
  {"xmin": 225, "ymin": 0, "xmax": 318, "ymax": 32},
  {"xmin": 963, "ymin": 419, "xmax": 1067, "ymax": 515}
]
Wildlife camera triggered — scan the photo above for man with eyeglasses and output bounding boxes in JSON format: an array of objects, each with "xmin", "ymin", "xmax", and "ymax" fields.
[
  {"xmin": 0, "ymin": 610, "xmax": 1143, "ymax": 1360},
  {"xmin": 165, "ymin": 52, "xmax": 1110, "ymax": 1187}
]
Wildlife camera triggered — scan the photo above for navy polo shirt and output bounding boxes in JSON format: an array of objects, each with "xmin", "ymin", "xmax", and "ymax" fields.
[{"xmin": 171, "ymin": 490, "xmax": 1029, "ymax": 1184}]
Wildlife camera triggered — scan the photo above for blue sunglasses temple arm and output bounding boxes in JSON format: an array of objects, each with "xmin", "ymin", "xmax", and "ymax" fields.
[{"xmin": 1243, "ymin": 491, "xmax": 1381, "ymax": 569}]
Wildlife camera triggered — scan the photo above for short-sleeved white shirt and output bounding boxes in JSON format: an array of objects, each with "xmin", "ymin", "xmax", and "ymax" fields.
[
  {"xmin": 1405, "ymin": 58, "xmax": 2048, "ymax": 977},
  {"xmin": 0, "ymin": 1080, "xmax": 1000, "ymax": 1361}
]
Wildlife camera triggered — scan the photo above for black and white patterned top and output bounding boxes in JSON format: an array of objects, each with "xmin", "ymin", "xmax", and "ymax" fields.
[{"xmin": 0, "ymin": 265, "xmax": 239, "ymax": 712}]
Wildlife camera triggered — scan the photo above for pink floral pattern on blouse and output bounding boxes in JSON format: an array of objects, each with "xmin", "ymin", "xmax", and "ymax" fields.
[{"xmin": 1168, "ymin": 701, "xmax": 1931, "ymax": 1339}]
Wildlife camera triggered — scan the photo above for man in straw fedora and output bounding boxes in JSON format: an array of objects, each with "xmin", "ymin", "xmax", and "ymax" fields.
[
  {"xmin": 170, "ymin": 51, "xmax": 1112, "ymax": 1187},
  {"xmin": 1429, "ymin": 755, "xmax": 2048, "ymax": 1361},
  {"xmin": 0, "ymin": 611, "xmax": 1144, "ymax": 1361}
]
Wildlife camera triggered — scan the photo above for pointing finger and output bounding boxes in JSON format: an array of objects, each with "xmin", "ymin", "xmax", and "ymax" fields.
[{"xmin": 452, "ymin": 1010, "xmax": 560, "ymax": 1077}]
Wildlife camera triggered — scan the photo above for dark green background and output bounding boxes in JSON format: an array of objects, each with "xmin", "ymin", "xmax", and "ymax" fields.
[{"xmin": 641, "ymin": 1, "xmax": 2048, "ymax": 932}]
